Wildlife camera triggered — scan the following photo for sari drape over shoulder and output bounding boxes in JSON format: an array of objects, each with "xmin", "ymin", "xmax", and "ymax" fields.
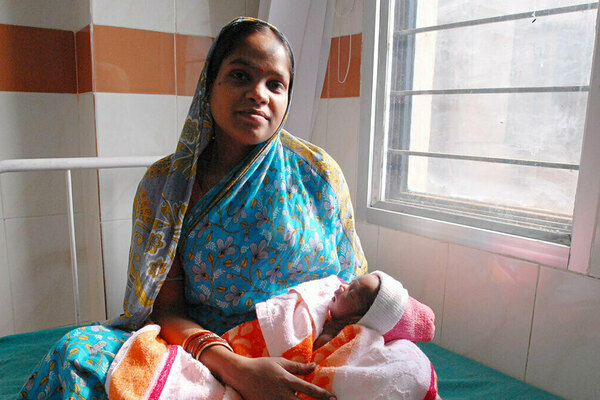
[{"xmin": 110, "ymin": 17, "xmax": 367, "ymax": 333}]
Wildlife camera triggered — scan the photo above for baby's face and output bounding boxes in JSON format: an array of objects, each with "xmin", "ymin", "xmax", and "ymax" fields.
[{"xmin": 329, "ymin": 273, "xmax": 380, "ymax": 320}]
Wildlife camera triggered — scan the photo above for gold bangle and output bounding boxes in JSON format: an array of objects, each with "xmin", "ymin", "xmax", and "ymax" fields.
[
  {"xmin": 188, "ymin": 333, "xmax": 219, "ymax": 353},
  {"xmin": 194, "ymin": 340, "xmax": 234, "ymax": 360},
  {"xmin": 182, "ymin": 329, "xmax": 211, "ymax": 350}
]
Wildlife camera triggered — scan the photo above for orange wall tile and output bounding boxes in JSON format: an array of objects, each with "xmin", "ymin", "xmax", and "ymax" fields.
[
  {"xmin": 0, "ymin": 24, "xmax": 76, "ymax": 93},
  {"xmin": 93, "ymin": 25, "xmax": 175, "ymax": 95},
  {"xmin": 0, "ymin": 24, "xmax": 359, "ymax": 99},
  {"xmin": 176, "ymin": 34, "xmax": 213, "ymax": 96},
  {"xmin": 76, "ymin": 25, "xmax": 93, "ymax": 93},
  {"xmin": 321, "ymin": 33, "xmax": 362, "ymax": 98}
]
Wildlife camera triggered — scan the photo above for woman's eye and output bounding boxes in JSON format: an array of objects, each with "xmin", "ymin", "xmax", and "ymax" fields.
[
  {"xmin": 231, "ymin": 70, "xmax": 249, "ymax": 81},
  {"xmin": 268, "ymin": 80, "xmax": 285, "ymax": 92}
]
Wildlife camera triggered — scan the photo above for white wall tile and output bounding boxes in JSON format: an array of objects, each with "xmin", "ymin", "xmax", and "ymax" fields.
[
  {"xmin": 0, "ymin": 182, "xmax": 4, "ymax": 219},
  {"xmin": 73, "ymin": 95, "xmax": 102, "ymax": 317},
  {"xmin": 94, "ymin": 93, "xmax": 177, "ymax": 157},
  {"xmin": 101, "ymin": 219, "xmax": 132, "ymax": 319},
  {"xmin": 75, "ymin": 207, "xmax": 106, "ymax": 323},
  {"xmin": 325, "ymin": 98, "xmax": 360, "ymax": 205},
  {"xmin": 176, "ymin": 95, "xmax": 194, "ymax": 140},
  {"xmin": 0, "ymin": 220, "xmax": 15, "ymax": 336},
  {"xmin": 0, "ymin": 0, "xmax": 81, "ymax": 31},
  {"xmin": 526, "ymin": 267, "xmax": 600, "ymax": 399},
  {"xmin": 73, "ymin": 0, "xmax": 92, "ymax": 31},
  {"xmin": 91, "ymin": 0, "xmax": 175, "ymax": 33},
  {"xmin": 244, "ymin": 0, "xmax": 260, "ymax": 18},
  {"xmin": 310, "ymin": 98, "xmax": 328, "ymax": 148},
  {"xmin": 175, "ymin": 0, "xmax": 212, "ymax": 36},
  {"xmin": 1, "ymin": 171, "xmax": 72, "ymax": 218},
  {"xmin": 6, "ymin": 215, "xmax": 75, "ymax": 333},
  {"xmin": 99, "ymin": 167, "xmax": 147, "ymax": 221},
  {"xmin": 442, "ymin": 244, "xmax": 538, "ymax": 379},
  {"xmin": 376, "ymin": 227, "xmax": 448, "ymax": 345},
  {"xmin": 332, "ymin": 0, "xmax": 363, "ymax": 37},
  {"xmin": 0, "ymin": 96, "xmax": 84, "ymax": 218},
  {"xmin": 74, "ymin": 95, "xmax": 102, "ymax": 316},
  {"xmin": 0, "ymin": 92, "xmax": 79, "ymax": 159},
  {"xmin": 355, "ymin": 220, "xmax": 378, "ymax": 269},
  {"xmin": 176, "ymin": 0, "xmax": 248, "ymax": 36},
  {"xmin": 78, "ymin": 93, "xmax": 97, "ymax": 157}
]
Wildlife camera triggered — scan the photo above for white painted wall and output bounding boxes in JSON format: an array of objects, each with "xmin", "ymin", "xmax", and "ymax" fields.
[{"xmin": 259, "ymin": 0, "xmax": 334, "ymax": 141}]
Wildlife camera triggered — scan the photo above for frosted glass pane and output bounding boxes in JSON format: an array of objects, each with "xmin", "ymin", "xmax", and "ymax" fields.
[
  {"xmin": 388, "ymin": 92, "xmax": 588, "ymax": 164},
  {"xmin": 403, "ymin": 155, "xmax": 578, "ymax": 215},
  {"xmin": 397, "ymin": 0, "xmax": 597, "ymax": 29},
  {"xmin": 392, "ymin": 9, "xmax": 597, "ymax": 90}
]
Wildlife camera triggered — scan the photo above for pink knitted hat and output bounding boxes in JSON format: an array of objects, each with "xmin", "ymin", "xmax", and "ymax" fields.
[{"xmin": 357, "ymin": 271, "xmax": 435, "ymax": 342}]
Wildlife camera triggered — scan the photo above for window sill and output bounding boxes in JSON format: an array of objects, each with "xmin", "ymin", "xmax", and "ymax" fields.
[{"xmin": 361, "ymin": 204, "xmax": 570, "ymax": 269}]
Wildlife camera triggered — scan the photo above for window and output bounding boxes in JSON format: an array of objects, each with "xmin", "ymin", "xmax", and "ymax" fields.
[{"xmin": 359, "ymin": 1, "xmax": 600, "ymax": 267}]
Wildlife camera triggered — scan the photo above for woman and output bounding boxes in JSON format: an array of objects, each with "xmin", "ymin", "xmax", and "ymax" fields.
[{"xmin": 19, "ymin": 17, "xmax": 366, "ymax": 400}]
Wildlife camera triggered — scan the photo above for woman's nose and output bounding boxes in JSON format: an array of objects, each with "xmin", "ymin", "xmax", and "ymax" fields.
[{"xmin": 246, "ymin": 82, "xmax": 268, "ymax": 104}]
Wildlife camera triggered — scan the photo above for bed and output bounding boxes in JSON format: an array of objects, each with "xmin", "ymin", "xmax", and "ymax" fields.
[
  {"xmin": 0, "ymin": 325, "xmax": 562, "ymax": 400},
  {"xmin": 0, "ymin": 157, "xmax": 563, "ymax": 399}
]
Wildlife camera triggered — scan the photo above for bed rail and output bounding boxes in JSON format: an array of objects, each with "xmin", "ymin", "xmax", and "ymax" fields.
[{"xmin": 0, "ymin": 156, "xmax": 163, "ymax": 325}]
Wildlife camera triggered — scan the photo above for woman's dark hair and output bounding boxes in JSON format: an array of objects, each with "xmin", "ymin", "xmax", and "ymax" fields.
[{"xmin": 206, "ymin": 19, "xmax": 295, "ymax": 96}]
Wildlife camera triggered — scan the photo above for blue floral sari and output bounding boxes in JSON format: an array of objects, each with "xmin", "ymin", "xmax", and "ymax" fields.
[
  {"xmin": 180, "ymin": 129, "xmax": 364, "ymax": 334},
  {"xmin": 18, "ymin": 17, "xmax": 366, "ymax": 399}
]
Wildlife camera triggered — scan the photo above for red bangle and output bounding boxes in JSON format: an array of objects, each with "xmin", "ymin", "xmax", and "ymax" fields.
[
  {"xmin": 186, "ymin": 333, "xmax": 233, "ymax": 359},
  {"xmin": 182, "ymin": 329, "xmax": 211, "ymax": 350}
]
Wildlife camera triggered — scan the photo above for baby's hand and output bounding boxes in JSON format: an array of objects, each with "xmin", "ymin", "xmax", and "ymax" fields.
[
  {"xmin": 314, "ymin": 318, "xmax": 348, "ymax": 350},
  {"xmin": 313, "ymin": 334, "xmax": 333, "ymax": 350}
]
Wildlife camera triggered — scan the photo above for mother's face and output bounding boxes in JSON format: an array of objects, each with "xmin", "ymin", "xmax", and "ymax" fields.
[{"xmin": 209, "ymin": 29, "xmax": 291, "ymax": 151}]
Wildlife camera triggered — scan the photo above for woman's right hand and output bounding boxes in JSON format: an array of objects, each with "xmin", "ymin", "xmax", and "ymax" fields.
[{"xmin": 202, "ymin": 346, "xmax": 336, "ymax": 400}]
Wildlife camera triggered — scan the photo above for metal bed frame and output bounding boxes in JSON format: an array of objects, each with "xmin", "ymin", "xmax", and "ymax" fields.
[{"xmin": 0, "ymin": 156, "xmax": 162, "ymax": 325}]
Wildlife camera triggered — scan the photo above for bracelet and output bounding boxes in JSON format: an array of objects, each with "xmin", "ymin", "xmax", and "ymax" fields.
[
  {"xmin": 194, "ymin": 341, "xmax": 233, "ymax": 360},
  {"xmin": 188, "ymin": 333, "xmax": 233, "ymax": 360},
  {"xmin": 182, "ymin": 329, "xmax": 211, "ymax": 350},
  {"xmin": 183, "ymin": 330, "xmax": 233, "ymax": 360},
  {"xmin": 189, "ymin": 333, "xmax": 233, "ymax": 359},
  {"xmin": 188, "ymin": 332, "xmax": 219, "ymax": 353}
]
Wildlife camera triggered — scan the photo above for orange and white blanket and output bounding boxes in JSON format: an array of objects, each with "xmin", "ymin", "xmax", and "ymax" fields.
[{"xmin": 106, "ymin": 276, "xmax": 439, "ymax": 400}]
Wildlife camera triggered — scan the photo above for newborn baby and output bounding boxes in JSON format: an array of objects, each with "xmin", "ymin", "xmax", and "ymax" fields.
[
  {"xmin": 314, "ymin": 271, "xmax": 435, "ymax": 349},
  {"xmin": 314, "ymin": 273, "xmax": 380, "ymax": 349}
]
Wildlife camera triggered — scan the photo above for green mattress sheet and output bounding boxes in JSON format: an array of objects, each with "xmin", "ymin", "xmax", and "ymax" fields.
[
  {"xmin": 1, "ymin": 327, "xmax": 562, "ymax": 399},
  {"xmin": 418, "ymin": 342, "xmax": 562, "ymax": 399}
]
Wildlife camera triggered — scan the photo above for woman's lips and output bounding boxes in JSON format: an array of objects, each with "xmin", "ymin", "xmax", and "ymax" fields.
[{"xmin": 238, "ymin": 109, "xmax": 269, "ymax": 121}]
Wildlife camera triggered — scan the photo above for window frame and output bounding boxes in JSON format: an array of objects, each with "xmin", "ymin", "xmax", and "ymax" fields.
[{"xmin": 357, "ymin": 0, "xmax": 600, "ymax": 271}]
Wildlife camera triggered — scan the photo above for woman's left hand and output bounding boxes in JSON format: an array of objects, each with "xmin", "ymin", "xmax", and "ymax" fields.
[{"xmin": 201, "ymin": 346, "xmax": 336, "ymax": 400}]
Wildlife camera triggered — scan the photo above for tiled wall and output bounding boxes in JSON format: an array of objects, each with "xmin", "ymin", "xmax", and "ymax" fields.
[
  {"xmin": 0, "ymin": 1, "xmax": 93, "ymax": 336},
  {"xmin": 312, "ymin": 1, "xmax": 600, "ymax": 399},
  {"xmin": 0, "ymin": 0, "xmax": 259, "ymax": 334}
]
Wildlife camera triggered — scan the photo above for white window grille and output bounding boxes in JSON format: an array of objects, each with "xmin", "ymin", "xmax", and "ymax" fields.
[{"xmin": 358, "ymin": 0, "xmax": 600, "ymax": 268}]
